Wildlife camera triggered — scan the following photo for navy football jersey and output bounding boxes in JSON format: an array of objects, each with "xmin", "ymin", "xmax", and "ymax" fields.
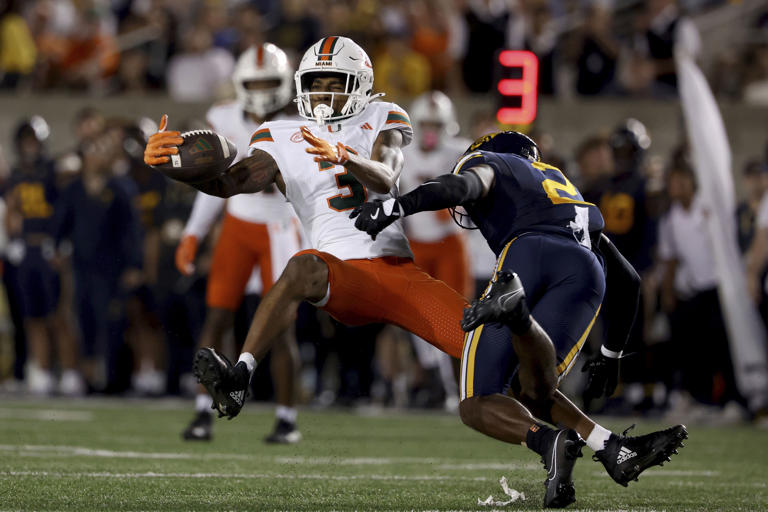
[
  {"xmin": 5, "ymin": 159, "xmax": 58, "ymax": 236},
  {"xmin": 453, "ymin": 150, "xmax": 604, "ymax": 256}
]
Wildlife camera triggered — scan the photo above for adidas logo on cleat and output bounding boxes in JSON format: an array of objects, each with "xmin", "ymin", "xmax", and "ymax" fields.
[
  {"xmin": 617, "ymin": 446, "xmax": 637, "ymax": 464},
  {"xmin": 230, "ymin": 390, "xmax": 244, "ymax": 406}
]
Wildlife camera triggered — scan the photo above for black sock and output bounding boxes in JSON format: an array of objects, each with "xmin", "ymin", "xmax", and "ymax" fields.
[
  {"xmin": 525, "ymin": 423, "xmax": 557, "ymax": 457},
  {"xmin": 504, "ymin": 299, "xmax": 532, "ymax": 336}
]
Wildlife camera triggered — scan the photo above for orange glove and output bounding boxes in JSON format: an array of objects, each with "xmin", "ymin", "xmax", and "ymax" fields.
[
  {"xmin": 175, "ymin": 234, "xmax": 199, "ymax": 276},
  {"xmin": 301, "ymin": 126, "xmax": 350, "ymax": 165},
  {"xmin": 144, "ymin": 114, "xmax": 184, "ymax": 166}
]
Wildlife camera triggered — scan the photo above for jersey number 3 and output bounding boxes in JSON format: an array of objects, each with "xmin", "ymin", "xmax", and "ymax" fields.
[{"xmin": 318, "ymin": 147, "xmax": 368, "ymax": 211}]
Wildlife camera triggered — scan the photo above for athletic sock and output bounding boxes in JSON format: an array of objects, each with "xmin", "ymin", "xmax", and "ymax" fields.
[
  {"xmin": 238, "ymin": 353, "xmax": 256, "ymax": 375},
  {"xmin": 525, "ymin": 423, "xmax": 557, "ymax": 457},
  {"xmin": 195, "ymin": 393, "xmax": 213, "ymax": 413},
  {"xmin": 275, "ymin": 405, "xmax": 297, "ymax": 424},
  {"xmin": 585, "ymin": 424, "xmax": 612, "ymax": 452}
]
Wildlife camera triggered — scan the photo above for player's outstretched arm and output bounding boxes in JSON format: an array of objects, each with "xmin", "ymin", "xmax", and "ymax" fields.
[
  {"xmin": 191, "ymin": 149, "xmax": 280, "ymax": 198},
  {"xmin": 144, "ymin": 115, "xmax": 280, "ymax": 198},
  {"xmin": 581, "ymin": 234, "xmax": 641, "ymax": 400},
  {"xmin": 350, "ymin": 165, "xmax": 494, "ymax": 239},
  {"xmin": 301, "ymin": 126, "xmax": 403, "ymax": 193}
]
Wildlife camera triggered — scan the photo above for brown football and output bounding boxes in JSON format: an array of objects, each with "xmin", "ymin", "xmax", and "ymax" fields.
[{"xmin": 156, "ymin": 130, "xmax": 237, "ymax": 185}]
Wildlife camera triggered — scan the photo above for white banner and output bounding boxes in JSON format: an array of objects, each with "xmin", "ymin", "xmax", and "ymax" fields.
[{"xmin": 676, "ymin": 49, "xmax": 768, "ymax": 411}]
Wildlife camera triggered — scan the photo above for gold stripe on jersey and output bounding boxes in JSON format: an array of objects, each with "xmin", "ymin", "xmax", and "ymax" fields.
[
  {"xmin": 460, "ymin": 324, "xmax": 485, "ymax": 400},
  {"xmin": 556, "ymin": 304, "xmax": 601, "ymax": 377}
]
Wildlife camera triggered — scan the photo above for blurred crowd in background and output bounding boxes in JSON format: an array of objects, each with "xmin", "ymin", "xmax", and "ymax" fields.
[
  {"xmin": 0, "ymin": 0, "xmax": 767, "ymax": 104},
  {"xmin": 0, "ymin": 0, "xmax": 767, "ymax": 426}
]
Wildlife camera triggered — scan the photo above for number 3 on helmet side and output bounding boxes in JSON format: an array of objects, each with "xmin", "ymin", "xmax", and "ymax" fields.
[{"xmin": 318, "ymin": 147, "xmax": 368, "ymax": 211}]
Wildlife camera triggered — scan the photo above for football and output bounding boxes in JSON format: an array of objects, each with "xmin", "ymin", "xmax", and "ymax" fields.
[{"xmin": 156, "ymin": 129, "xmax": 237, "ymax": 185}]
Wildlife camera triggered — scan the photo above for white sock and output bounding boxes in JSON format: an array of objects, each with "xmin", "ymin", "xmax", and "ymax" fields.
[
  {"xmin": 275, "ymin": 405, "xmax": 297, "ymax": 424},
  {"xmin": 238, "ymin": 352, "xmax": 257, "ymax": 375},
  {"xmin": 586, "ymin": 424, "xmax": 613, "ymax": 452},
  {"xmin": 195, "ymin": 393, "xmax": 213, "ymax": 413}
]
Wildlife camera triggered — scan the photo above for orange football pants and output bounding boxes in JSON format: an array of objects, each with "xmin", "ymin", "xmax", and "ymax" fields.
[
  {"xmin": 298, "ymin": 249, "xmax": 468, "ymax": 359},
  {"xmin": 207, "ymin": 213, "xmax": 274, "ymax": 311},
  {"xmin": 410, "ymin": 233, "xmax": 473, "ymax": 299}
]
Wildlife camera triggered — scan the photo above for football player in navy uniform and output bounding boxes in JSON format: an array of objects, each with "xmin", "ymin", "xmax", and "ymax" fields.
[
  {"xmin": 351, "ymin": 131, "xmax": 687, "ymax": 508},
  {"xmin": 4, "ymin": 117, "xmax": 82, "ymax": 395}
]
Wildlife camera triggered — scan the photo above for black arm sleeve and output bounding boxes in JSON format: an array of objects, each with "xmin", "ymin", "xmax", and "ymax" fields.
[
  {"xmin": 398, "ymin": 171, "xmax": 484, "ymax": 216},
  {"xmin": 599, "ymin": 233, "xmax": 641, "ymax": 353}
]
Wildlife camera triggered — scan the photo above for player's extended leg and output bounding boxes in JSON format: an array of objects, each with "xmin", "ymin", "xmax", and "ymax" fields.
[
  {"xmin": 458, "ymin": 317, "xmax": 584, "ymax": 509},
  {"xmin": 194, "ymin": 253, "xmax": 328, "ymax": 419}
]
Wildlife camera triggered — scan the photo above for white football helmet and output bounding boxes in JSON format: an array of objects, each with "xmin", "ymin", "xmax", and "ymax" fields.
[
  {"xmin": 294, "ymin": 36, "xmax": 383, "ymax": 124},
  {"xmin": 233, "ymin": 43, "xmax": 293, "ymax": 117},
  {"xmin": 410, "ymin": 91, "xmax": 460, "ymax": 137}
]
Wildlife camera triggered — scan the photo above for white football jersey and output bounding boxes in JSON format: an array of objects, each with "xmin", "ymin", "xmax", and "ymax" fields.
[
  {"xmin": 249, "ymin": 101, "xmax": 413, "ymax": 261},
  {"xmin": 400, "ymin": 137, "xmax": 471, "ymax": 242}
]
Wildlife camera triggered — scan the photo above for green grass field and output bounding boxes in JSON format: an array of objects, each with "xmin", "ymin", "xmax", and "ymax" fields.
[{"xmin": 1, "ymin": 398, "xmax": 766, "ymax": 511}]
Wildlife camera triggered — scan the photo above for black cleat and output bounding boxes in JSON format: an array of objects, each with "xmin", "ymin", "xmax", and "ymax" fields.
[
  {"xmin": 181, "ymin": 411, "xmax": 212, "ymax": 441},
  {"xmin": 461, "ymin": 271, "xmax": 530, "ymax": 333},
  {"xmin": 541, "ymin": 429, "xmax": 585, "ymax": 508},
  {"xmin": 593, "ymin": 424, "xmax": 688, "ymax": 487},
  {"xmin": 193, "ymin": 348, "xmax": 249, "ymax": 419},
  {"xmin": 264, "ymin": 419, "xmax": 302, "ymax": 444}
]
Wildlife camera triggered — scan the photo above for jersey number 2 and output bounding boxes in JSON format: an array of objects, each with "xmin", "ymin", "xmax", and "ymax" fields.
[
  {"xmin": 533, "ymin": 161, "xmax": 590, "ymax": 206},
  {"xmin": 318, "ymin": 157, "xmax": 368, "ymax": 211}
]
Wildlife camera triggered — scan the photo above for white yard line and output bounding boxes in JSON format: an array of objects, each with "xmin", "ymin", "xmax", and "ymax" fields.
[
  {"xmin": 590, "ymin": 469, "xmax": 719, "ymax": 478},
  {"xmin": 0, "ymin": 408, "xmax": 93, "ymax": 421},
  {"xmin": 0, "ymin": 470, "xmax": 493, "ymax": 482},
  {"xmin": 0, "ymin": 444, "xmax": 522, "ymax": 467}
]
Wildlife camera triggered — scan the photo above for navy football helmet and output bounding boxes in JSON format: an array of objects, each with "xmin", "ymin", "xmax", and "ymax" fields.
[{"xmin": 465, "ymin": 131, "xmax": 541, "ymax": 162}]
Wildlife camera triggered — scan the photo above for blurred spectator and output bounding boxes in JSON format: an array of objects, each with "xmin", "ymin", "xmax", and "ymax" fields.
[
  {"xmin": 3, "ymin": 116, "xmax": 83, "ymax": 395},
  {"xmin": 121, "ymin": 122, "xmax": 166, "ymax": 395},
  {"xmin": 519, "ymin": 0, "xmax": 559, "ymax": 95},
  {"xmin": 571, "ymin": 1, "xmax": 619, "ymax": 96},
  {"xmin": 235, "ymin": 4, "xmax": 268, "ymax": 56},
  {"xmin": 268, "ymin": 0, "xmax": 318, "ymax": 59},
  {"xmin": 166, "ymin": 25, "xmax": 235, "ymax": 102},
  {"xmin": 460, "ymin": 0, "xmax": 515, "ymax": 93},
  {"xmin": 54, "ymin": 6, "xmax": 120, "ymax": 90},
  {"xmin": 200, "ymin": 1, "xmax": 237, "ymax": 51},
  {"xmin": 407, "ymin": 0, "xmax": 453, "ymax": 90},
  {"xmin": 623, "ymin": 0, "xmax": 701, "ymax": 97},
  {"xmin": 53, "ymin": 127, "xmax": 143, "ymax": 392},
  {"xmin": 737, "ymin": 160, "xmax": 768, "ymax": 253},
  {"xmin": 659, "ymin": 163, "xmax": 740, "ymax": 408},
  {"xmin": 0, "ymin": 0, "xmax": 37, "ymax": 89},
  {"xmin": 574, "ymin": 134, "xmax": 613, "ymax": 203},
  {"xmin": 374, "ymin": 32, "xmax": 431, "ymax": 103},
  {"xmin": 742, "ymin": 44, "xmax": 768, "ymax": 106}
]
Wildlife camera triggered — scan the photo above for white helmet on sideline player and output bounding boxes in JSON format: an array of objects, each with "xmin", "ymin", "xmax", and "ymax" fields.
[
  {"xmin": 233, "ymin": 43, "xmax": 293, "ymax": 117},
  {"xmin": 410, "ymin": 91, "xmax": 459, "ymax": 150},
  {"xmin": 294, "ymin": 36, "xmax": 382, "ymax": 125}
]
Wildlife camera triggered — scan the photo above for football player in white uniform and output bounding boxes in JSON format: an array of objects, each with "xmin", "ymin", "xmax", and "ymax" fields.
[
  {"xmin": 400, "ymin": 91, "xmax": 472, "ymax": 411},
  {"xmin": 144, "ymin": 36, "xmax": 469, "ymax": 421},
  {"xmin": 175, "ymin": 43, "xmax": 303, "ymax": 443}
]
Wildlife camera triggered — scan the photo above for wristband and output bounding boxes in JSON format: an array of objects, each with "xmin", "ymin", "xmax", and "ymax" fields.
[{"xmin": 600, "ymin": 345, "xmax": 623, "ymax": 359}]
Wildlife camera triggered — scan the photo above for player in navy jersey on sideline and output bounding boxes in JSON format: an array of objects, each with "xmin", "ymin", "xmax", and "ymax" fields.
[{"xmin": 352, "ymin": 131, "xmax": 688, "ymax": 508}]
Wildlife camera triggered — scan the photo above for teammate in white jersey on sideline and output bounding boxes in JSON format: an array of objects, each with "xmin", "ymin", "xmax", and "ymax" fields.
[
  {"xmin": 177, "ymin": 43, "xmax": 303, "ymax": 444},
  {"xmin": 400, "ymin": 91, "xmax": 472, "ymax": 411}
]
